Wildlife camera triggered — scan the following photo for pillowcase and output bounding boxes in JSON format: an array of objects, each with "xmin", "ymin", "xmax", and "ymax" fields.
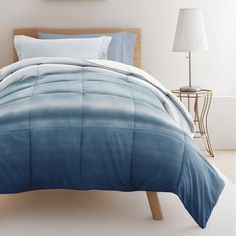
[
  {"xmin": 38, "ymin": 32, "xmax": 137, "ymax": 65},
  {"xmin": 14, "ymin": 35, "xmax": 112, "ymax": 61}
]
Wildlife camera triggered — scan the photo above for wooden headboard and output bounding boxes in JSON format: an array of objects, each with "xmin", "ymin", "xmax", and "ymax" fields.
[{"xmin": 13, "ymin": 28, "xmax": 142, "ymax": 68}]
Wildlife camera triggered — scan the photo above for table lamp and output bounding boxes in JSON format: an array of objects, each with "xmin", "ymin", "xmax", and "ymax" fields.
[{"xmin": 173, "ymin": 8, "xmax": 209, "ymax": 92}]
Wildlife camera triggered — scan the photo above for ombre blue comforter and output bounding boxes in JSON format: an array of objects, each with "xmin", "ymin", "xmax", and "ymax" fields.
[{"xmin": 0, "ymin": 58, "xmax": 224, "ymax": 228}]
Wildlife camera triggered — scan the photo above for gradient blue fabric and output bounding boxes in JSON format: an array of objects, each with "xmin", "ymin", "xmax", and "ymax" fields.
[
  {"xmin": 37, "ymin": 32, "xmax": 137, "ymax": 65},
  {"xmin": 0, "ymin": 65, "xmax": 224, "ymax": 228}
]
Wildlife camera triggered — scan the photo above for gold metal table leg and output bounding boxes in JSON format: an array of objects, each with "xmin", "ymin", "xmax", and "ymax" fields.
[{"xmin": 199, "ymin": 93, "xmax": 214, "ymax": 157}]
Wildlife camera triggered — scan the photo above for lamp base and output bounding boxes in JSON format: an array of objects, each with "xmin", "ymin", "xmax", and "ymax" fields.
[{"xmin": 180, "ymin": 86, "xmax": 201, "ymax": 92}]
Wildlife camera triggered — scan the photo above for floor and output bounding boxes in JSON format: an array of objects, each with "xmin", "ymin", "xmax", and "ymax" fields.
[
  {"xmin": 0, "ymin": 150, "xmax": 235, "ymax": 236},
  {"xmin": 207, "ymin": 150, "xmax": 236, "ymax": 184}
]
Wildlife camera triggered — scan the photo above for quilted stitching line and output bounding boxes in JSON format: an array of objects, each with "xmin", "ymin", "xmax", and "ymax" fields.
[
  {"xmin": 79, "ymin": 69, "xmax": 84, "ymax": 189},
  {"xmin": 176, "ymin": 132, "xmax": 186, "ymax": 189},
  {"xmin": 126, "ymin": 77, "xmax": 136, "ymax": 189},
  {"xmin": 28, "ymin": 68, "xmax": 40, "ymax": 190}
]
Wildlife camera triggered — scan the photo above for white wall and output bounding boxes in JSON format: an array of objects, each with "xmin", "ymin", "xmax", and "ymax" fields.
[{"xmin": 0, "ymin": 0, "xmax": 235, "ymax": 148}]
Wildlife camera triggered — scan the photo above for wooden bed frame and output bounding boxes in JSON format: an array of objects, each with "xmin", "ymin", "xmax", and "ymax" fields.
[{"xmin": 13, "ymin": 28, "xmax": 163, "ymax": 221}]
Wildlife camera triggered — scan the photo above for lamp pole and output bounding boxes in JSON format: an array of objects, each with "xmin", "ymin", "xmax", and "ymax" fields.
[
  {"xmin": 188, "ymin": 52, "xmax": 192, "ymax": 88},
  {"xmin": 180, "ymin": 51, "xmax": 200, "ymax": 92}
]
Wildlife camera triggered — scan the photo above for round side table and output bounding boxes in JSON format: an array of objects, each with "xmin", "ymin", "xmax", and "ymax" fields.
[{"xmin": 172, "ymin": 89, "xmax": 214, "ymax": 157}]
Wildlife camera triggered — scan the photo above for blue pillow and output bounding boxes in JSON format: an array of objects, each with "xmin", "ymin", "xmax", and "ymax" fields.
[{"xmin": 37, "ymin": 32, "xmax": 137, "ymax": 65}]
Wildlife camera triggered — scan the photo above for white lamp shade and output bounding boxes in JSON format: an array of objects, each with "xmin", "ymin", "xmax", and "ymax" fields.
[{"xmin": 173, "ymin": 8, "xmax": 209, "ymax": 52}]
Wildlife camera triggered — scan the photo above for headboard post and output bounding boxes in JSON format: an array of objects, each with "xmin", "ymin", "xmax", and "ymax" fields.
[{"xmin": 13, "ymin": 28, "xmax": 142, "ymax": 68}]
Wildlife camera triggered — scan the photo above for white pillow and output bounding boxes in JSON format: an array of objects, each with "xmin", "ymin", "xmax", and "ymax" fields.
[{"xmin": 14, "ymin": 35, "xmax": 112, "ymax": 61}]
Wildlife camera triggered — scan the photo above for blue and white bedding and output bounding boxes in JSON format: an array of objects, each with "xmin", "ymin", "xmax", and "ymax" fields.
[{"xmin": 0, "ymin": 58, "xmax": 224, "ymax": 228}]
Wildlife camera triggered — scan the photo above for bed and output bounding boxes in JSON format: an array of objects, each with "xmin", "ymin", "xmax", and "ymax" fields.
[{"xmin": 0, "ymin": 28, "xmax": 224, "ymax": 229}]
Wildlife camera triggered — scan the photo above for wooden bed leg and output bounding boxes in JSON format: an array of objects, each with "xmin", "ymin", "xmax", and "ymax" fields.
[{"xmin": 146, "ymin": 192, "xmax": 163, "ymax": 221}]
